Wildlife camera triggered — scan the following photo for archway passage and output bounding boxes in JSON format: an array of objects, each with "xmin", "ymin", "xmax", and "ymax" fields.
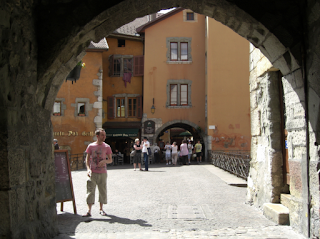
[
  {"xmin": 154, "ymin": 122, "xmax": 205, "ymax": 163},
  {"xmin": 1, "ymin": 1, "xmax": 320, "ymax": 239}
]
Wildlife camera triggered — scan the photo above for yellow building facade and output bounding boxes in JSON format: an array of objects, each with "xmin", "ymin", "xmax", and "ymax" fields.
[{"xmin": 138, "ymin": 8, "xmax": 250, "ymax": 157}]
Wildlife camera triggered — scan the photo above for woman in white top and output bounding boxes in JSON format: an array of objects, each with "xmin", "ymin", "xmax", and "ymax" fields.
[{"xmin": 171, "ymin": 142, "xmax": 178, "ymax": 166}]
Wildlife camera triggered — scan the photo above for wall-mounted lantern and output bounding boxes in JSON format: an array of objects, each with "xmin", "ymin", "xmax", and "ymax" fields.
[
  {"xmin": 151, "ymin": 98, "xmax": 155, "ymax": 114},
  {"xmin": 66, "ymin": 61, "xmax": 85, "ymax": 84}
]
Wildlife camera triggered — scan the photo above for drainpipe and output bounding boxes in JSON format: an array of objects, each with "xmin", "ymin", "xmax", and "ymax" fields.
[{"xmin": 300, "ymin": 0, "xmax": 310, "ymax": 237}]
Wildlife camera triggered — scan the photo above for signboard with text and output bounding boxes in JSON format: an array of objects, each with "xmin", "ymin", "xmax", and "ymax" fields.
[{"xmin": 144, "ymin": 120, "xmax": 155, "ymax": 134}]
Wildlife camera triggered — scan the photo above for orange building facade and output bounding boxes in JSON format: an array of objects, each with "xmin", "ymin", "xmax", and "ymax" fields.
[
  {"xmin": 101, "ymin": 34, "xmax": 144, "ymax": 159},
  {"xmin": 52, "ymin": 39, "xmax": 108, "ymax": 155},
  {"xmin": 205, "ymin": 17, "xmax": 251, "ymax": 152},
  {"xmin": 52, "ymin": 9, "xmax": 250, "ymax": 160}
]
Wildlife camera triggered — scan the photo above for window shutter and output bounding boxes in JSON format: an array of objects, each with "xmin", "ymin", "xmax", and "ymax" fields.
[
  {"xmin": 137, "ymin": 95, "xmax": 142, "ymax": 118},
  {"xmin": 107, "ymin": 96, "xmax": 114, "ymax": 119},
  {"xmin": 133, "ymin": 55, "xmax": 144, "ymax": 76},
  {"xmin": 109, "ymin": 55, "xmax": 114, "ymax": 77}
]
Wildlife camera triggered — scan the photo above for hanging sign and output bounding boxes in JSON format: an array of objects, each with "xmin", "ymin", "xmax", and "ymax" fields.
[{"xmin": 144, "ymin": 120, "xmax": 155, "ymax": 134}]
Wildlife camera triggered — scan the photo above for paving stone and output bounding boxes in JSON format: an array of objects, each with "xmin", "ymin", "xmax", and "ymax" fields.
[{"xmin": 53, "ymin": 164, "xmax": 305, "ymax": 239}]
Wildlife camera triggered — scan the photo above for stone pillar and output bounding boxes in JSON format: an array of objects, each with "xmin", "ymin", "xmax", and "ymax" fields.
[
  {"xmin": 0, "ymin": 2, "xmax": 58, "ymax": 238},
  {"xmin": 247, "ymin": 71, "xmax": 284, "ymax": 206}
]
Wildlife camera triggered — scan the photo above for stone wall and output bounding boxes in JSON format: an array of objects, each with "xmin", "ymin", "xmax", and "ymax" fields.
[
  {"xmin": 247, "ymin": 45, "xmax": 283, "ymax": 206},
  {"xmin": 248, "ymin": 39, "xmax": 320, "ymax": 237},
  {"xmin": 0, "ymin": 1, "xmax": 58, "ymax": 238},
  {"xmin": 307, "ymin": 0, "xmax": 320, "ymax": 237}
]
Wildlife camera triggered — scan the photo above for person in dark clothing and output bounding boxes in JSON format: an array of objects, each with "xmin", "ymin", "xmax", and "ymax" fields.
[
  {"xmin": 53, "ymin": 139, "xmax": 60, "ymax": 150},
  {"xmin": 133, "ymin": 138, "xmax": 143, "ymax": 171}
]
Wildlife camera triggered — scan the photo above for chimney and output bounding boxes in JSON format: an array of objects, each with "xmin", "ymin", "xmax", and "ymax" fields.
[{"xmin": 149, "ymin": 13, "xmax": 157, "ymax": 21}]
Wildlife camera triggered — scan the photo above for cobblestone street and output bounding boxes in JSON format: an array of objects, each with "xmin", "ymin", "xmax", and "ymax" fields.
[{"xmin": 54, "ymin": 163, "xmax": 305, "ymax": 239}]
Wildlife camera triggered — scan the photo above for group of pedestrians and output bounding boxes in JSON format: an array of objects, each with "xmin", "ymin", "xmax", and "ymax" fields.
[
  {"xmin": 164, "ymin": 140, "xmax": 202, "ymax": 165},
  {"xmin": 132, "ymin": 137, "xmax": 151, "ymax": 171}
]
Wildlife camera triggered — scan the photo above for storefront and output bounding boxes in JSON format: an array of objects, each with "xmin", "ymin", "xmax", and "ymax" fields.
[{"xmin": 104, "ymin": 123, "xmax": 141, "ymax": 163}]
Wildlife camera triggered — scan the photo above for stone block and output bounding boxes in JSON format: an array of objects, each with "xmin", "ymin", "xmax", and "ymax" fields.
[
  {"xmin": 262, "ymin": 35, "xmax": 287, "ymax": 63},
  {"xmin": 250, "ymin": 91, "xmax": 258, "ymax": 110},
  {"xmin": 263, "ymin": 203, "xmax": 290, "ymax": 225},
  {"xmin": 8, "ymin": 148, "xmax": 26, "ymax": 187},
  {"xmin": 272, "ymin": 56, "xmax": 291, "ymax": 76},
  {"xmin": 280, "ymin": 194, "xmax": 292, "ymax": 209},
  {"xmin": 289, "ymin": 130, "xmax": 307, "ymax": 147},
  {"xmin": 92, "ymin": 79, "xmax": 101, "ymax": 86},
  {"xmin": 0, "ymin": 191, "xmax": 10, "ymax": 237},
  {"xmin": 284, "ymin": 88, "xmax": 305, "ymax": 107},
  {"xmin": 93, "ymin": 102, "xmax": 102, "ymax": 109},
  {"xmin": 251, "ymin": 109, "xmax": 261, "ymax": 136},
  {"xmin": 289, "ymin": 160, "xmax": 303, "ymax": 197},
  {"xmin": 286, "ymin": 118, "xmax": 306, "ymax": 130},
  {"xmin": 256, "ymin": 55, "xmax": 273, "ymax": 77}
]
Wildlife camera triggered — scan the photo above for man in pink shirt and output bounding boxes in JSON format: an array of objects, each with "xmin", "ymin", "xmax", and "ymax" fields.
[{"xmin": 82, "ymin": 128, "xmax": 113, "ymax": 217}]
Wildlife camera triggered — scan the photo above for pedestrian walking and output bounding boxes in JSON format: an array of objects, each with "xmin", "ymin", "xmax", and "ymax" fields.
[
  {"xmin": 195, "ymin": 140, "xmax": 202, "ymax": 163},
  {"xmin": 153, "ymin": 143, "xmax": 160, "ymax": 163},
  {"xmin": 187, "ymin": 141, "xmax": 193, "ymax": 165},
  {"xmin": 164, "ymin": 141, "xmax": 172, "ymax": 165},
  {"xmin": 142, "ymin": 137, "xmax": 150, "ymax": 171},
  {"xmin": 180, "ymin": 140, "xmax": 189, "ymax": 165},
  {"xmin": 133, "ymin": 138, "xmax": 143, "ymax": 171},
  {"xmin": 171, "ymin": 142, "xmax": 178, "ymax": 166},
  {"xmin": 82, "ymin": 128, "xmax": 113, "ymax": 217},
  {"xmin": 53, "ymin": 139, "xmax": 60, "ymax": 150}
]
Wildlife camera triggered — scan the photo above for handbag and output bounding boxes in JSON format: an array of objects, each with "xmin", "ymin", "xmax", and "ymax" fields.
[
  {"xmin": 130, "ymin": 150, "xmax": 136, "ymax": 157},
  {"xmin": 147, "ymin": 147, "xmax": 152, "ymax": 155}
]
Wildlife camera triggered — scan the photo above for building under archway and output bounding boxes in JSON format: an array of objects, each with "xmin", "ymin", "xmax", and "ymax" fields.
[{"xmin": 1, "ymin": 1, "xmax": 320, "ymax": 238}]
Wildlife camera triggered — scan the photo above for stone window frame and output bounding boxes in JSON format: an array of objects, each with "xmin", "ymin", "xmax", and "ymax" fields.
[
  {"xmin": 166, "ymin": 37, "xmax": 192, "ymax": 64},
  {"xmin": 166, "ymin": 80, "xmax": 192, "ymax": 108},
  {"xmin": 53, "ymin": 98, "xmax": 66, "ymax": 116},
  {"xmin": 183, "ymin": 9, "xmax": 198, "ymax": 22},
  {"xmin": 71, "ymin": 98, "xmax": 93, "ymax": 117},
  {"xmin": 113, "ymin": 93, "xmax": 140, "ymax": 118}
]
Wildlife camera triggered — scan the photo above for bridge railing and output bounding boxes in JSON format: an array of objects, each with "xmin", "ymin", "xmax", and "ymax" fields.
[
  {"xmin": 210, "ymin": 151, "xmax": 251, "ymax": 180},
  {"xmin": 69, "ymin": 153, "xmax": 86, "ymax": 171}
]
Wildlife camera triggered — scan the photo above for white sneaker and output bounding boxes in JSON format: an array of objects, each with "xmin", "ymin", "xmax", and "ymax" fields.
[
  {"xmin": 134, "ymin": 168, "xmax": 136, "ymax": 171},
  {"xmin": 169, "ymin": 162, "xmax": 171, "ymax": 165},
  {"xmin": 166, "ymin": 163, "xmax": 168, "ymax": 165}
]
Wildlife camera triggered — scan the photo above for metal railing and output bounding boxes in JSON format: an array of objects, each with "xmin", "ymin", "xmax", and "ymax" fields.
[
  {"xmin": 69, "ymin": 153, "xmax": 86, "ymax": 171},
  {"xmin": 210, "ymin": 151, "xmax": 251, "ymax": 180}
]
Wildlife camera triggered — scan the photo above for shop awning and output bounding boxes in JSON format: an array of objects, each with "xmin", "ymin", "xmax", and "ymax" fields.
[{"xmin": 105, "ymin": 128, "xmax": 138, "ymax": 137}]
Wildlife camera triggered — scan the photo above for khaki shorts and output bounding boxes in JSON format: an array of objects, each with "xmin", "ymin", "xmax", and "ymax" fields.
[{"xmin": 86, "ymin": 172, "xmax": 107, "ymax": 204}]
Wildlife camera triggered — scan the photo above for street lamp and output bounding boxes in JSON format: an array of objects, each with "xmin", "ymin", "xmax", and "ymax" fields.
[{"xmin": 151, "ymin": 98, "xmax": 155, "ymax": 114}]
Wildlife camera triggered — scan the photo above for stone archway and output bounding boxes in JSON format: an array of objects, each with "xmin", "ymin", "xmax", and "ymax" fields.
[
  {"xmin": 2, "ymin": 1, "xmax": 320, "ymax": 238},
  {"xmin": 153, "ymin": 120, "xmax": 205, "ymax": 144}
]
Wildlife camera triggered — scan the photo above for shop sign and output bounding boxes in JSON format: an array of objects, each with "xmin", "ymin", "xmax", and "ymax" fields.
[
  {"xmin": 54, "ymin": 131, "xmax": 94, "ymax": 137},
  {"xmin": 144, "ymin": 120, "xmax": 155, "ymax": 134}
]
